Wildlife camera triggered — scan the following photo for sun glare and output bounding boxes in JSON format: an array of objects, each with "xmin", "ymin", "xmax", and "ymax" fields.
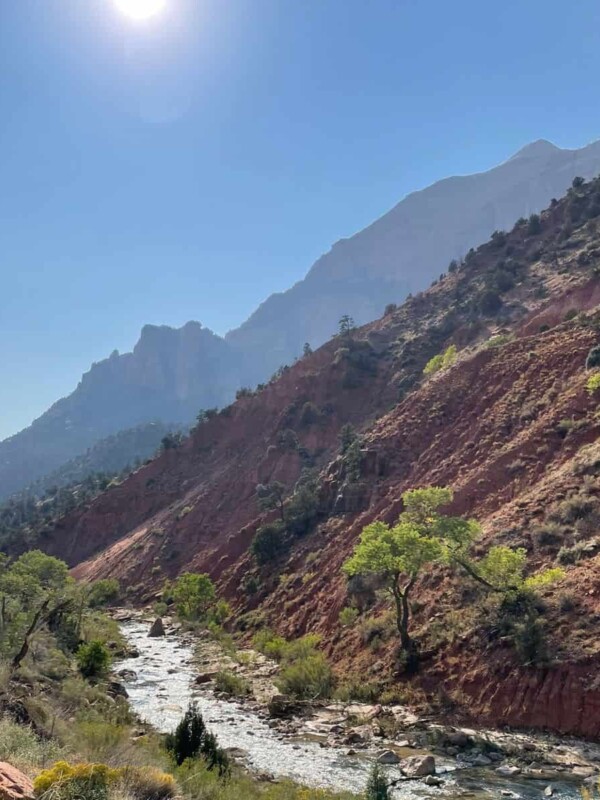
[{"xmin": 113, "ymin": 0, "xmax": 167, "ymax": 20}]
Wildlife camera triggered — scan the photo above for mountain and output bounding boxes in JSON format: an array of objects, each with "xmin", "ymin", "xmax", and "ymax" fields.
[
  {"xmin": 0, "ymin": 322, "xmax": 238, "ymax": 499},
  {"xmin": 34, "ymin": 175, "xmax": 600, "ymax": 738},
  {"xmin": 226, "ymin": 138, "xmax": 600, "ymax": 375},
  {"xmin": 2, "ymin": 138, "xmax": 600, "ymax": 500}
]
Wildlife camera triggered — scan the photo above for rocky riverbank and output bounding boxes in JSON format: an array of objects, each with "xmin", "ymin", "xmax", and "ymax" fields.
[{"xmin": 114, "ymin": 611, "xmax": 600, "ymax": 797}]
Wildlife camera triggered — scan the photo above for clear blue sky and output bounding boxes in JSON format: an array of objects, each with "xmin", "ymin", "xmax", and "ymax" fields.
[{"xmin": 1, "ymin": 0, "xmax": 600, "ymax": 440}]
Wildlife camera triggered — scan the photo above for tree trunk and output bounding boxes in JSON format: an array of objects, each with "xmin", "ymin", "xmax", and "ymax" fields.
[
  {"xmin": 392, "ymin": 575, "xmax": 416, "ymax": 652},
  {"xmin": 11, "ymin": 597, "xmax": 50, "ymax": 671}
]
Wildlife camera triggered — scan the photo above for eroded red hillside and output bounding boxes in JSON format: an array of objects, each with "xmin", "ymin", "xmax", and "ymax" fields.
[{"xmin": 40, "ymin": 177, "xmax": 600, "ymax": 739}]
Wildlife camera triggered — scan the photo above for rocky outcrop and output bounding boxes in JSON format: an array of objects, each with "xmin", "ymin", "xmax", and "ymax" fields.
[{"xmin": 0, "ymin": 762, "xmax": 34, "ymax": 800}]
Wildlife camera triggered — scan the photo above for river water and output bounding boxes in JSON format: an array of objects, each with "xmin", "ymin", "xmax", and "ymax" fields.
[{"xmin": 117, "ymin": 620, "xmax": 582, "ymax": 799}]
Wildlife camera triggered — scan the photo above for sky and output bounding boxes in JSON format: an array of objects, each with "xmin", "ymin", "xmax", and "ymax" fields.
[{"xmin": 1, "ymin": 0, "xmax": 600, "ymax": 440}]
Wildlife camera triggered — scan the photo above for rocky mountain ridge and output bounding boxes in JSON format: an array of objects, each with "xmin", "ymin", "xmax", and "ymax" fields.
[{"xmin": 3, "ymin": 138, "xmax": 600, "ymax": 501}]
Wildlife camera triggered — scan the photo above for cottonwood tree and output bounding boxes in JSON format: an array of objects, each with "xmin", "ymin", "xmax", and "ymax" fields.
[{"xmin": 343, "ymin": 487, "xmax": 562, "ymax": 660}]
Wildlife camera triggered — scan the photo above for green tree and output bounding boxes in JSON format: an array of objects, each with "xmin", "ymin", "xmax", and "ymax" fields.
[
  {"xmin": 171, "ymin": 573, "xmax": 216, "ymax": 620},
  {"xmin": 365, "ymin": 763, "xmax": 390, "ymax": 800},
  {"xmin": 256, "ymin": 481, "xmax": 286, "ymax": 522},
  {"xmin": 338, "ymin": 315, "xmax": 355, "ymax": 337},
  {"xmin": 302, "ymin": 342, "xmax": 313, "ymax": 357},
  {"xmin": 343, "ymin": 488, "xmax": 476, "ymax": 654},
  {"xmin": 251, "ymin": 522, "xmax": 286, "ymax": 565}
]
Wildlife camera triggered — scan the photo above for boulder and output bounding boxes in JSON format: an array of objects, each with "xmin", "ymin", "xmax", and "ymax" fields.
[
  {"xmin": 117, "ymin": 669, "xmax": 137, "ymax": 681},
  {"xmin": 496, "ymin": 765, "xmax": 521, "ymax": 778},
  {"xmin": 148, "ymin": 617, "xmax": 165, "ymax": 637},
  {"xmin": 267, "ymin": 694, "xmax": 309, "ymax": 719},
  {"xmin": 342, "ymin": 730, "xmax": 367, "ymax": 745},
  {"xmin": 195, "ymin": 671, "xmax": 218, "ymax": 685},
  {"xmin": 0, "ymin": 762, "xmax": 34, "ymax": 800},
  {"xmin": 107, "ymin": 680, "xmax": 129, "ymax": 699},
  {"xmin": 377, "ymin": 750, "xmax": 401, "ymax": 765},
  {"xmin": 401, "ymin": 755, "xmax": 436, "ymax": 777}
]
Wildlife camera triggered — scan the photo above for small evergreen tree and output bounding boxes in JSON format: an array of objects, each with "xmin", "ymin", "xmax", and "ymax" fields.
[{"xmin": 365, "ymin": 763, "xmax": 390, "ymax": 800}]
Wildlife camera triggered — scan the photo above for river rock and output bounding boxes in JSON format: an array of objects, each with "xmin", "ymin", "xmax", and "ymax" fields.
[
  {"xmin": 544, "ymin": 787, "xmax": 554, "ymax": 797},
  {"xmin": 117, "ymin": 669, "xmax": 137, "ymax": 681},
  {"xmin": 423, "ymin": 775, "xmax": 443, "ymax": 787},
  {"xmin": 0, "ymin": 761, "xmax": 34, "ymax": 800},
  {"xmin": 377, "ymin": 750, "xmax": 401, "ymax": 765},
  {"xmin": 267, "ymin": 695, "xmax": 308, "ymax": 719},
  {"xmin": 496, "ymin": 765, "xmax": 521, "ymax": 777},
  {"xmin": 471, "ymin": 754, "xmax": 493, "ymax": 767},
  {"xmin": 195, "ymin": 671, "xmax": 218, "ymax": 685},
  {"xmin": 107, "ymin": 681, "xmax": 129, "ymax": 699},
  {"xmin": 148, "ymin": 618, "xmax": 166, "ymax": 637},
  {"xmin": 343, "ymin": 730, "xmax": 366, "ymax": 745},
  {"xmin": 401, "ymin": 755, "xmax": 436, "ymax": 777}
]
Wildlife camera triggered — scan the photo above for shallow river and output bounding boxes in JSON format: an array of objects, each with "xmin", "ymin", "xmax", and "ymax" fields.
[{"xmin": 118, "ymin": 620, "xmax": 582, "ymax": 799}]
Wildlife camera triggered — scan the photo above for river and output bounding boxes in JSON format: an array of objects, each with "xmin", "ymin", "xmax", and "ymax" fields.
[{"xmin": 117, "ymin": 619, "xmax": 584, "ymax": 799}]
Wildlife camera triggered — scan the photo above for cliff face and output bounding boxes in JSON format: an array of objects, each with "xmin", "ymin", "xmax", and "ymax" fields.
[
  {"xmin": 3, "ymin": 140, "xmax": 600, "ymax": 501},
  {"xmin": 0, "ymin": 322, "xmax": 239, "ymax": 499},
  {"xmin": 39, "ymin": 176, "xmax": 600, "ymax": 738}
]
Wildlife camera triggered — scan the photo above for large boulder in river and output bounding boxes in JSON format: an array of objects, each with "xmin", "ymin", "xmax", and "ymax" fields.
[
  {"xmin": 0, "ymin": 761, "xmax": 34, "ymax": 800},
  {"xmin": 148, "ymin": 617, "xmax": 165, "ymax": 637},
  {"xmin": 401, "ymin": 755, "xmax": 436, "ymax": 777}
]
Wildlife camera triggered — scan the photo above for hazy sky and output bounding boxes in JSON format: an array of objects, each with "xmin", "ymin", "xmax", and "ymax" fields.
[{"xmin": 1, "ymin": 0, "xmax": 600, "ymax": 440}]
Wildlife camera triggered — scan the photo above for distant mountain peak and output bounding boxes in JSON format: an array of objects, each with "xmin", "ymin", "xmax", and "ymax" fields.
[{"xmin": 509, "ymin": 139, "xmax": 560, "ymax": 161}]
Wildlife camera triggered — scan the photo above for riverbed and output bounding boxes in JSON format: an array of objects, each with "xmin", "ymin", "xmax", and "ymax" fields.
[{"xmin": 117, "ymin": 619, "xmax": 585, "ymax": 799}]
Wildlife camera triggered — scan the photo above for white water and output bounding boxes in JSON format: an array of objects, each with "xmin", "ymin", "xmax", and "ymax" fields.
[{"xmin": 118, "ymin": 620, "xmax": 581, "ymax": 799}]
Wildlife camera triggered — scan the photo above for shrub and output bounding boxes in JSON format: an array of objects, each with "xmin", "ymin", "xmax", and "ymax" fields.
[
  {"xmin": 333, "ymin": 679, "xmax": 380, "ymax": 703},
  {"xmin": 338, "ymin": 607, "xmax": 359, "ymax": 627},
  {"xmin": 479, "ymin": 290, "xmax": 503, "ymax": 315},
  {"xmin": 87, "ymin": 579, "xmax": 120, "ymax": 608},
  {"xmin": 587, "ymin": 373, "xmax": 600, "ymax": 395},
  {"xmin": 513, "ymin": 617, "xmax": 548, "ymax": 666},
  {"xmin": 384, "ymin": 303, "xmax": 397, "ymax": 315},
  {"xmin": 276, "ymin": 653, "xmax": 333, "ymax": 699},
  {"xmin": 299, "ymin": 402, "xmax": 321, "ymax": 427},
  {"xmin": 532, "ymin": 522, "xmax": 564, "ymax": 548},
  {"xmin": 251, "ymin": 522, "xmax": 287, "ymax": 565},
  {"xmin": 423, "ymin": 344, "xmax": 457, "ymax": 375},
  {"xmin": 558, "ymin": 542, "xmax": 586, "ymax": 565},
  {"xmin": 485, "ymin": 333, "xmax": 514, "ymax": 349},
  {"xmin": 33, "ymin": 762, "xmax": 116, "ymax": 800},
  {"xmin": 214, "ymin": 670, "xmax": 251, "ymax": 697},
  {"xmin": 117, "ymin": 767, "xmax": 176, "ymax": 800},
  {"xmin": 76, "ymin": 641, "xmax": 111, "ymax": 678},
  {"xmin": 549, "ymin": 495, "xmax": 595, "ymax": 525},
  {"xmin": 586, "ymin": 346, "xmax": 600, "ymax": 369},
  {"xmin": 564, "ymin": 308, "xmax": 578, "ymax": 321}
]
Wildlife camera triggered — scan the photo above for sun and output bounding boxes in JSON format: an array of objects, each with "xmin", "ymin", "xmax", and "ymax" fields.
[{"xmin": 113, "ymin": 0, "xmax": 167, "ymax": 20}]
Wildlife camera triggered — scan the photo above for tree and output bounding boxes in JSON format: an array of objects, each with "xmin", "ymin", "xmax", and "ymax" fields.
[
  {"xmin": 338, "ymin": 315, "xmax": 355, "ymax": 337},
  {"xmin": 365, "ymin": 764, "xmax": 390, "ymax": 800},
  {"xmin": 256, "ymin": 482, "xmax": 286, "ymax": 521},
  {"xmin": 303, "ymin": 342, "xmax": 313, "ymax": 357},
  {"xmin": 171, "ymin": 573, "xmax": 216, "ymax": 620},
  {"xmin": 251, "ymin": 522, "xmax": 286, "ymax": 565},
  {"xmin": 339, "ymin": 423, "xmax": 358, "ymax": 454},
  {"xmin": 166, "ymin": 702, "xmax": 229, "ymax": 774},
  {"xmin": 343, "ymin": 488, "xmax": 476, "ymax": 655}
]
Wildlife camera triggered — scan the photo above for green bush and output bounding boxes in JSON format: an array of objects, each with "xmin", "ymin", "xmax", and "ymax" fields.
[
  {"xmin": 251, "ymin": 522, "xmax": 287, "ymax": 565},
  {"xmin": 276, "ymin": 653, "xmax": 333, "ymax": 700},
  {"xmin": 423, "ymin": 344, "xmax": 457, "ymax": 375},
  {"xmin": 76, "ymin": 641, "xmax": 111, "ymax": 678},
  {"xmin": 87, "ymin": 579, "xmax": 120, "ymax": 608},
  {"xmin": 587, "ymin": 373, "xmax": 600, "ymax": 395},
  {"xmin": 338, "ymin": 607, "xmax": 359, "ymax": 627},
  {"xmin": 214, "ymin": 670, "xmax": 251, "ymax": 697}
]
